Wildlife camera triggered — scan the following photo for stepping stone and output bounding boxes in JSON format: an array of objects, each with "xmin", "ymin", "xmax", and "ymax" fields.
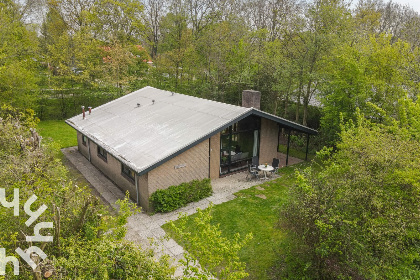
[
  {"xmin": 255, "ymin": 186, "xmax": 265, "ymax": 191},
  {"xmin": 255, "ymin": 194, "xmax": 267, "ymax": 199}
]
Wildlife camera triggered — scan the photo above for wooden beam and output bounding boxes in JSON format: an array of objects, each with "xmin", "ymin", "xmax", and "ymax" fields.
[{"xmin": 286, "ymin": 130, "xmax": 291, "ymax": 166}]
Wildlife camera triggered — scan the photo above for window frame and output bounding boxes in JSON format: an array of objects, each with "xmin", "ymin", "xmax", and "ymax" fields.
[
  {"xmin": 121, "ymin": 163, "xmax": 135, "ymax": 183},
  {"xmin": 82, "ymin": 134, "xmax": 87, "ymax": 146},
  {"xmin": 97, "ymin": 145, "xmax": 107, "ymax": 162}
]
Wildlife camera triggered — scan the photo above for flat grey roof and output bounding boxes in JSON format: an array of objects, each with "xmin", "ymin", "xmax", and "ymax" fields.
[{"xmin": 66, "ymin": 86, "xmax": 317, "ymax": 175}]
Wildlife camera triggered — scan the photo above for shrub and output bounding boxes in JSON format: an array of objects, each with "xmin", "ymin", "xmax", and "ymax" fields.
[{"xmin": 150, "ymin": 178, "xmax": 212, "ymax": 212}]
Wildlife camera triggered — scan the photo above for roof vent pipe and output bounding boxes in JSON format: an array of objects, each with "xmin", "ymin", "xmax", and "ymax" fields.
[
  {"xmin": 88, "ymin": 106, "xmax": 92, "ymax": 115},
  {"xmin": 82, "ymin": 106, "xmax": 85, "ymax": 119},
  {"xmin": 152, "ymin": 100, "xmax": 155, "ymax": 105},
  {"xmin": 137, "ymin": 103, "xmax": 141, "ymax": 108}
]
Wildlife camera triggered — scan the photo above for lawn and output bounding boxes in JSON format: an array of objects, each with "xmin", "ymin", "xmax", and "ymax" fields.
[
  {"xmin": 278, "ymin": 145, "xmax": 315, "ymax": 161},
  {"xmin": 37, "ymin": 120, "xmax": 77, "ymax": 148},
  {"xmin": 163, "ymin": 162, "xmax": 311, "ymax": 280}
]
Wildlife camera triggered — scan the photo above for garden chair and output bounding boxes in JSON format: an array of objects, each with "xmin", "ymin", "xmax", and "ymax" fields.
[
  {"xmin": 270, "ymin": 158, "xmax": 280, "ymax": 176},
  {"xmin": 246, "ymin": 164, "xmax": 260, "ymax": 181},
  {"xmin": 251, "ymin": 156, "xmax": 259, "ymax": 168}
]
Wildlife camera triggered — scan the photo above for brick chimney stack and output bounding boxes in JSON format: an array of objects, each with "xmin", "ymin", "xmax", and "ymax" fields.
[
  {"xmin": 242, "ymin": 90, "xmax": 261, "ymax": 109},
  {"xmin": 242, "ymin": 89, "xmax": 261, "ymax": 110}
]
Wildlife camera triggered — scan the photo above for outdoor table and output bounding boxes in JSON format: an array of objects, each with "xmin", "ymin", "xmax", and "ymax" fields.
[{"xmin": 258, "ymin": 165, "xmax": 274, "ymax": 179}]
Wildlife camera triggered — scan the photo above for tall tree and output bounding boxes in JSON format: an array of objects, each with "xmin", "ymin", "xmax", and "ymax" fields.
[{"xmin": 0, "ymin": 0, "xmax": 39, "ymax": 108}]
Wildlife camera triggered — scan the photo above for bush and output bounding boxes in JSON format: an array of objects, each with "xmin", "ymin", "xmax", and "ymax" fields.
[{"xmin": 150, "ymin": 178, "xmax": 212, "ymax": 212}]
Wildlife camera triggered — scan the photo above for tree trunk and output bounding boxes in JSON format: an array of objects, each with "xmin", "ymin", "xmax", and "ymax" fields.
[{"xmin": 303, "ymin": 79, "xmax": 312, "ymax": 126}]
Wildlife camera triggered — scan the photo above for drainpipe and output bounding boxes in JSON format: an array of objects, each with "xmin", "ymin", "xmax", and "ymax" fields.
[
  {"xmin": 135, "ymin": 174, "xmax": 139, "ymax": 205},
  {"xmin": 87, "ymin": 138, "xmax": 91, "ymax": 162}
]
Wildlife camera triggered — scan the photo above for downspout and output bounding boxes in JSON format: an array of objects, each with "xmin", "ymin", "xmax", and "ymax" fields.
[
  {"xmin": 135, "ymin": 174, "xmax": 139, "ymax": 205},
  {"xmin": 87, "ymin": 138, "xmax": 91, "ymax": 162}
]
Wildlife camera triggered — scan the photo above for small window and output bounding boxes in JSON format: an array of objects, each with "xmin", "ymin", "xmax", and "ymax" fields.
[
  {"xmin": 97, "ymin": 146, "xmax": 107, "ymax": 161},
  {"xmin": 121, "ymin": 163, "xmax": 135, "ymax": 183},
  {"xmin": 82, "ymin": 135, "xmax": 87, "ymax": 146}
]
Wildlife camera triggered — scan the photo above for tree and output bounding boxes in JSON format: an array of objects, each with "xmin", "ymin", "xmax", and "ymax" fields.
[
  {"xmin": 0, "ymin": 105, "xmax": 176, "ymax": 279},
  {"xmin": 278, "ymin": 109, "xmax": 420, "ymax": 279},
  {"xmin": 0, "ymin": 0, "xmax": 39, "ymax": 109},
  {"xmin": 320, "ymin": 34, "xmax": 418, "ymax": 143}
]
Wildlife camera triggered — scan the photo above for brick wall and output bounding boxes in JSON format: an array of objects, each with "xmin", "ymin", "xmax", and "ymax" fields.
[
  {"xmin": 137, "ymin": 174, "xmax": 149, "ymax": 211},
  {"xmin": 89, "ymin": 141, "xmax": 138, "ymax": 202},
  {"xmin": 259, "ymin": 118, "xmax": 279, "ymax": 165},
  {"xmin": 77, "ymin": 131, "xmax": 89, "ymax": 159},
  {"xmin": 209, "ymin": 133, "xmax": 220, "ymax": 179},
  {"xmin": 148, "ymin": 139, "xmax": 209, "ymax": 194}
]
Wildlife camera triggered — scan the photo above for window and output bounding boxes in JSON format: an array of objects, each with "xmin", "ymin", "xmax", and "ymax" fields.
[
  {"xmin": 97, "ymin": 146, "xmax": 107, "ymax": 161},
  {"xmin": 121, "ymin": 163, "xmax": 135, "ymax": 183},
  {"xmin": 82, "ymin": 134, "xmax": 87, "ymax": 146}
]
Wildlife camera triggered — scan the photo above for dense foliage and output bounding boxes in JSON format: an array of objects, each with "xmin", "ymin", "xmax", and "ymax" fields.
[
  {"xmin": 279, "ymin": 108, "xmax": 420, "ymax": 279},
  {"xmin": 150, "ymin": 178, "xmax": 212, "ymax": 212},
  {"xmin": 0, "ymin": 105, "xmax": 175, "ymax": 279},
  {"xmin": 2, "ymin": 0, "xmax": 419, "ymax": 135}
]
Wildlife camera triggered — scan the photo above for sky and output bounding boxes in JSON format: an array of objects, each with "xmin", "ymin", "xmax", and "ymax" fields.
[{"xmin": 386, "ymin": 0, "xmax": 420, "ymax": 13}]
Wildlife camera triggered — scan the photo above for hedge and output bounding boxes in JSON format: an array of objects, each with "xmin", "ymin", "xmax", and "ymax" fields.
[{"xmin": 150, "ymin": 178, "xmax": 212, "ymax": 213}]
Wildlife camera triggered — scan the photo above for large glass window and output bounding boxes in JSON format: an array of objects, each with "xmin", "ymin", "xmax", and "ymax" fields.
[{"xmin": 220, "ymin": 116, "xmax": 260, "ymax": 175}]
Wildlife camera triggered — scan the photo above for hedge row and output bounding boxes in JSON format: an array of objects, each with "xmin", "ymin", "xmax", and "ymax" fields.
[{"xmin": 150, "ymin": 178, "xmax": 212, "ymax": 213}]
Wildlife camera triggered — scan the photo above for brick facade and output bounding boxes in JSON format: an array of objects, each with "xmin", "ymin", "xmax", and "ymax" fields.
[
  {"xmin": 148, "ymin": 139, "xmax": 209, "ymax": 193},
  {"xmin": 259, "ymin": 118, "xmax": 279, "ymax": 165},
  {"xmin": 209, "ymin": 133, "xmax": 221, "ymax": 179},
  {"xmin": 76, "ymin": 116, "xmax": 283, "ymax": 212},
  {"xmin": 77, "ymin": 131, "xmax": 138, "ymax": 202}
]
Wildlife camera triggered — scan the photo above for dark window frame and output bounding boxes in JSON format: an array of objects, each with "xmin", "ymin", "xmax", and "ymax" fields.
[
  {"xmin": 82, "ymin": 134, "xmax": 87, "ymax": 146},
  {"xmin": 97, "ymin": 145, "xmax": 107, "ymax": 162},
  {"xmin": 121, "ymin": 163, "xmax": 135, "ymax": 184}
]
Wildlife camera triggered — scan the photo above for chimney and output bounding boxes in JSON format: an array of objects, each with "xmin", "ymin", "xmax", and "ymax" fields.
[
  {"xmin": 82, "ymin": 106, "xmax": 85, "ymax": 119},
  {"xmin": 242, "ymin": 90, "xmax": 261, "ymax": 109}
]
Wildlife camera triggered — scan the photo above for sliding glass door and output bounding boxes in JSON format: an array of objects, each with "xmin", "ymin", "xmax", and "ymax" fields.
[{"xmin": 220, "ymin": 116, "xmax": 260, "ymax": 175}]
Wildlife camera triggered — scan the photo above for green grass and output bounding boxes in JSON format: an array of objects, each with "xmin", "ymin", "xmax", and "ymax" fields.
[
  {"xmin": 37, "ymin": 120, "xmax": 77, "ymax": 148},
  {"xmin": 278, "ymin": 145, "xmax": 316, "ymax": 161},
  {"xmin": 162, "ymin": 162, "xmax": 311, "ymax": 280}
]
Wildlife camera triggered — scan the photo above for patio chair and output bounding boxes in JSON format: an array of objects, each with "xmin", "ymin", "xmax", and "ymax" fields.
[
  {"xmin": 270, "ymin": 158, "xmax": 280, "ymax": 176},
  {"xmin": 246, "ymin": 164, "xmax": 260, "ymax": 181},
  {"xmin": 251, "ymin": 156, "xmax": 259, "ymax": 168}
]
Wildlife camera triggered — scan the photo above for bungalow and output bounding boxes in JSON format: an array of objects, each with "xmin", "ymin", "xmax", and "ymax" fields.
[{"xmin": 66, "ymin": 86, "xmax": 317, "ymax": 211}]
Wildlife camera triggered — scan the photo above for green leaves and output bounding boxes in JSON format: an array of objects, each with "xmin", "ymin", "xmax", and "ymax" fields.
[
  {"xmin": 167, "ymin": 204, "xmax": 252, "ymax": 280},
  {"xmin": 150, "ymin": 178, "xmax": 212, "ymax": 212},
  {"xmin": 279, "ymin": 113, "xmax": 420, "ymax": 279}
]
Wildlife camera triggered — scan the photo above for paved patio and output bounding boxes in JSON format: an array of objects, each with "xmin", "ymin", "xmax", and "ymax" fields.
[{"xmin": 62, "ymin": 146, "xmax": 302, "ymax": 275}]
